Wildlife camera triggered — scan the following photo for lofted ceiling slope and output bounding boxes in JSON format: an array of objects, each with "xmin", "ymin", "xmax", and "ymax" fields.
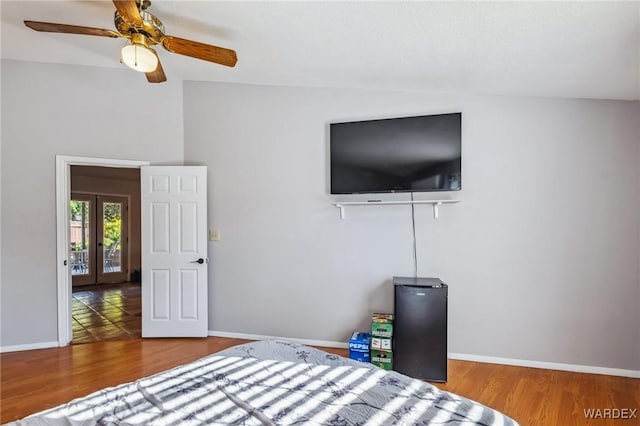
[{"xmin": 1, "ymin": 1, "xmax": 638, "ymax": 100}]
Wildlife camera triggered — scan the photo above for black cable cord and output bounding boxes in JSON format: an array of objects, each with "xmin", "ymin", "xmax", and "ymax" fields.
[{"xmin": 411, "ymin": 192, "xmax": 417, "ymax": 277}]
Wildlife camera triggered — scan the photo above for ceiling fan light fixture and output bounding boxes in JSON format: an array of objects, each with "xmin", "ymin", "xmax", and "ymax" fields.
[
  {"xmin": 24, "ymin": 0, "xmax": 238, "ymax": 84},
  {"xmin": 121, "ymin": 43, "xmax": 158, "ymax": 73}
]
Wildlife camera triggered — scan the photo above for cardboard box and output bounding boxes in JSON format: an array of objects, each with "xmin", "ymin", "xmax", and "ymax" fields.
[
  {"xmin": 349, "ymin": 350, "xmax": 371, "ymax": 363},
  {"xmin": 371, "ymin": 313, "xmax": 393, "ymax": 338},
  {"xmin": 348, "ymin": 331, "xmax": 371, "ymax": 353},
  {"xmin": 371, "ymin": 349, "xmax": 393, "ymax": 370},
  {"xmin": 371, "ymin": 337, "xmax": 392, "ymax": 351},
  {"xmin": 372, "ymin": 313, "xmax": 394, "ymax": 322}
]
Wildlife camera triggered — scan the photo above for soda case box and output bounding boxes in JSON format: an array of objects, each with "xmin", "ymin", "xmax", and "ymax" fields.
[
  {"xmin": 371, "ymin": 349, "xmax": 393, "ymax": 370},
  {"xmin": 348, "ymin": 331, "xmax": 371, "ymax": 353},
  {"xmin": 372, "ymin": 313, "xmax": 394, "ymax": 323},
  {"xmin": 349, "ymin": 350, "xmax": 371, "ymax": 363},
  {"xmin": 370, "ymin": 337, "xmax": 392, "ymax": 351},
  {"xmin": 371, "ymin": 313, "xmax": 393, "ymax": 338}
]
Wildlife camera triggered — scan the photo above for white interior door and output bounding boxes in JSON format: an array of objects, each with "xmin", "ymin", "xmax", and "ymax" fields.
[{"xmin": 141, "ymin": 166, "xmax": 208, "ymax": 337}]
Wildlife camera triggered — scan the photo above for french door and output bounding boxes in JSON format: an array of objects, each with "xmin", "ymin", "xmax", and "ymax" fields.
[{"xmin": 70, "ymin": 193, "xmax": 129, "ymax": 286}]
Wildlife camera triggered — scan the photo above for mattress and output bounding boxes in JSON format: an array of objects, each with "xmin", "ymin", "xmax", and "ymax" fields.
[{"xmin": 9, "ymin": 340, "xmax": 519, "ymax": 425}]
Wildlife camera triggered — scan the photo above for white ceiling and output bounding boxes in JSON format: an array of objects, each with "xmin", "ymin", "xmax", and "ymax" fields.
[{"xmin": 1, "ymin": 1, "xmax": 639, "ymax": 100}]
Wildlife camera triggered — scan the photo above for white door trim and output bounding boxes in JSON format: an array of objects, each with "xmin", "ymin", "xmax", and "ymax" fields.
[{"xmin": 55, "ymin": 155, "xmax": 150, "ymax": 346}]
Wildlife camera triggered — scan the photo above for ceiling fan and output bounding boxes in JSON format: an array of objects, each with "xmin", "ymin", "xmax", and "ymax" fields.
[{"xmin": 24, "ymin": 0, "xmax": 237, "ymax": 83}]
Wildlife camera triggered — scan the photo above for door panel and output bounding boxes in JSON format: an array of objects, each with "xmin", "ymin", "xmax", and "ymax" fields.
[
  {"xmin": 179, "ymin": 270, "xmax": 198, "ymax": 319},
  {"xmin": 151, "ymin": 269, "xmax": 171, "ymax": 320},
  {"xmin": 97, "ymin": 196, "xmax": 128, "ymax": 283},
  {"xmin": 179, "ymin": 203, "xmax": 198, "ymax": 253},
  {"xmin": 151, "ymin": 202, "xmax": 170, "ymax": 253},
  {"xmin": 70, "ymin": 194, "xmax": 96, "ymax": 287},
  {"xmin": 141, "ymin": 166, "xmax": 208, "ymax": 337}
]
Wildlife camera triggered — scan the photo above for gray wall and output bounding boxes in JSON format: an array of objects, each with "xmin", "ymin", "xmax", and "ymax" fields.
[
  {"xmin": 183, "ymin": 82, "xmax": 639, "ymax": 370},
  {"xmin": 1, "ymin": 58, "xmax": 638, "ymax": 371},
  {"xmin": 0, "ymin": 60, "xmax": 184, "ymax": 347}
]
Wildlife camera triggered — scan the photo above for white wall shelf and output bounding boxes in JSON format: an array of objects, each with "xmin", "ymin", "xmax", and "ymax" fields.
[{"xmin": 333, "ymin": 199, "xmax": 460, "ymax": 219}]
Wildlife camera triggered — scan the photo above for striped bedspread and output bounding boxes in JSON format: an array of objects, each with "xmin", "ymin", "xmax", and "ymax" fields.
[{"xmin": 9, "ymin": 340, "xmax": 518, "ymax": 425}]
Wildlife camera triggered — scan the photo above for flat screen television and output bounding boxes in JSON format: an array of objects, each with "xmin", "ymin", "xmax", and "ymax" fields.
[{"xmin": 330, "ymin": 112, "xmax": 462, "ymax": 194}]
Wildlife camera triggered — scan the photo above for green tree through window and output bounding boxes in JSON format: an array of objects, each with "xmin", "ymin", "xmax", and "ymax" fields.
[{"xmin": 103, "ymin": 203, "xmax": 121, "ymax": 249}]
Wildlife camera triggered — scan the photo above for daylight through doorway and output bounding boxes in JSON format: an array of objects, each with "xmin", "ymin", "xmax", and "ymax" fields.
[{"xmin": 70, "ymin": 194, "xmax": 129, "ymax": 286}]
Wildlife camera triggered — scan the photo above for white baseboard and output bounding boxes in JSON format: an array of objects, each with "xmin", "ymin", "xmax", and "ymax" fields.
[
  {"xmin": 0, "ymin": 341, "xmax": 59, "ymax": 353},
  {"xmin": 208, "ymin": 330, "xmax": 348, "ymax": 349},
  {"xmin": 208, "ymin": 331, "xmax": 639, "ymax": 378},
  {"xmin": 449, "ymin": 352, "xmax": 640, "ymax": 378}
]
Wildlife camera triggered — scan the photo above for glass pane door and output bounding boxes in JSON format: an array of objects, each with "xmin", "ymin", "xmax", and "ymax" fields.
[
  {"xmin": 98, "ymin": 196, "xmax": 128, "ymax": 283},
  {"xmin": 103, "ymin": 201, "xmax": 122, "ymax": 273},
  {"xmin": 70, "ymin": 194, "xmax": 96, "ymax": 286}
]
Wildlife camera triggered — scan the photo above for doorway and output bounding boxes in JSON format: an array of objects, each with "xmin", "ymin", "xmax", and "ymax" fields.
[
  {"xmin": 70, "ymin": 193, "xmax": 129, "ymax": 286},
  {"xmin": 68, "ymin": 164, "xmax": 142, "ymax": 343},
  {"xmin": 56, "ymin": 156, "xmax": 150, "ymax": 346}
]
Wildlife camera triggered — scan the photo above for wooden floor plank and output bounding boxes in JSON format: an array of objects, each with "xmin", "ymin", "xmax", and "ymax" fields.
[{"xmin": 1, "ymin": 337, "xmax": 638, "ymax": 424}]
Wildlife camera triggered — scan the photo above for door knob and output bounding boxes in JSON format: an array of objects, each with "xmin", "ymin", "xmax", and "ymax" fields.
[{"xmin": 191, "ymin": 258, "xmax": 205, "ymax": 264}]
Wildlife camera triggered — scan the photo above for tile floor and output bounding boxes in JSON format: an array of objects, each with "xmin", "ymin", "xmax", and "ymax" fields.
[{"xmin": 72, "ymin": 282, "xmax": 141, "ymax": 344}]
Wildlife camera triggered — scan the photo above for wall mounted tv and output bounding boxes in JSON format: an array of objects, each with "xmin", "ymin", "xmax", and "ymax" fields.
[{"xmin": 330, "ymin": 112, "xmax": 462, "ymax": 194}]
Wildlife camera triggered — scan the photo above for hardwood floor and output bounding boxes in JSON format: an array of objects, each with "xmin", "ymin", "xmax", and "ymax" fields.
[{"xmin": 1, "ymin": 337, "xmax": 638, "ymax": 425}]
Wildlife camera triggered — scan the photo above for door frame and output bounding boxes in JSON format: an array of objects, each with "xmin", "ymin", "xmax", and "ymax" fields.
[{"xmin": 55, "ymin": 155, "xmax": 149, "ymax": 346}]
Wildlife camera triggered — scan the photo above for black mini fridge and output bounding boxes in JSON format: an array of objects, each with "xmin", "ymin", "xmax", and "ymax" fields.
[{"xmin": 393, "ymin": 276, "xmax": 448, "ymax": 382}]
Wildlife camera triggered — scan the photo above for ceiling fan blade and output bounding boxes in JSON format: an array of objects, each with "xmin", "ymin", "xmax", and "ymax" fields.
[
  {"xmin": 161, "ymin": 36, "xmax": 237, "ymax": 67},
  {"xmin": 112, "ymin": 0, "xmax": 142, "ymax": 27},
  {"xmin": 24, "ymin": 21, "xmax": 120, "ymax": 38},
  {"xmin": 145, "ymin": 50, "xmax": 167, "ymax": 83}
]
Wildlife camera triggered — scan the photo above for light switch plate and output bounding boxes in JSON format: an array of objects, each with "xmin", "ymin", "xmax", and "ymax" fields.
[{"xmin": 209, "ymin": 229, "xmax": 220, "ymax": 241}]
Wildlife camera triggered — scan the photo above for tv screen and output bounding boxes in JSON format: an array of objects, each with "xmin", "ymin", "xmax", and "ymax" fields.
[{"xmin": 330, "ymin": 112, "xmax": 462, "ymax": 194}]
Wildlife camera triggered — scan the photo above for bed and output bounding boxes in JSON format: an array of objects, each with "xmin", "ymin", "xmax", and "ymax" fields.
[{"xmin": 9, "ymin": 340, "xmax": 519, "ymax": 425}]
